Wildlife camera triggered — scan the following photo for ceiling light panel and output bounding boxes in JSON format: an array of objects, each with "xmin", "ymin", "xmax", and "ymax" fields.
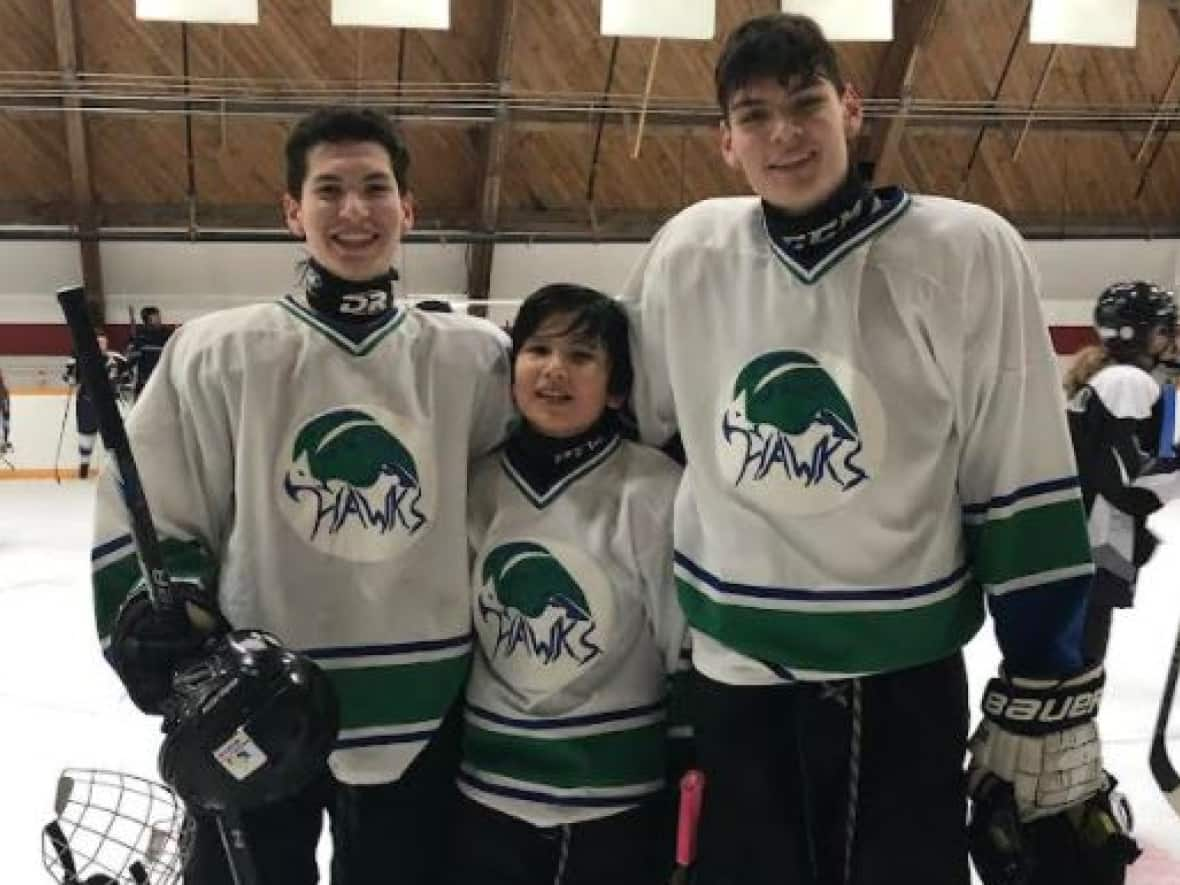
[
  {"xmin": 1030, "ymin": 0, "xmax": 1137, "ymax": 48},
  {"xmin": 135, "ymin": 0, "xmax": 258, "ymax": 25},
  {"xmin": 779, "ymin": 0, "xmax": 893, "ymax": 42},
  {"xmin": 600, "ymin": 0, "xmax": 716, "ymax": 40},
  {"xmin": 331, "ymin": 0, "xmax": 450, "ymax": 30}
]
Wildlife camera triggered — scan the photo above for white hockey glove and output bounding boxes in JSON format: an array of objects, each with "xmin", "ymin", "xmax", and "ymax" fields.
[{"xmin": 967, "ymin": 662, "xmax": 1105, "ymax": 822}]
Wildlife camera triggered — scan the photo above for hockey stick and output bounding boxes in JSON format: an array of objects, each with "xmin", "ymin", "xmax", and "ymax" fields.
[
  {"xmin": 56, "ymin": 286, "xmax": 259, "ymax": 885},
  {"xmin": 56, "ymin": 285, "xmax": 175, "ymax": 611},
  {"xmin": 1149, "ymin": 613, "xmax": 1180, "ymax": 816},
  {"xmin": 53, "ymin": 388, "xmax": 73, "ymax": 484}
]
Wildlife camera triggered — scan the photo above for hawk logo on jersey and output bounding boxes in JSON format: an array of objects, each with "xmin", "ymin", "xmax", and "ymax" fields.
[
  {"xmin": 279, "ymin": 407, "xmax": 432, "ymax": 562},
  {"xmin": 719, "ymin": 350, "xmax": 885, "ymax": 515},
  {"xmin": 476, "ymin": 541, "xmax": 603, "ymax": 682}
]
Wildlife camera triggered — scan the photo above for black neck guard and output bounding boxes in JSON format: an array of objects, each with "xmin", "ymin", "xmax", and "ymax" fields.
[
  {"xmin": 761, "ymin": 169, "xmax": 907, "ymax": 279},
  {"xmin": 303, "ymin": 258, "xmax": 398, "ymax": 324},
  {"xmin": 504, "ymin": 411, "xmax": 621, "ymax": 500}
]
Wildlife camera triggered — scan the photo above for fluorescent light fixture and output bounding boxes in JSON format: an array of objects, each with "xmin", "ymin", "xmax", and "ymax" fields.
[
  {"xmin": 779, "ymin": 0, "xmax": 892, "ymax": 42},
  {"xmin": 601, "ymin": 0, "xmax": 715, "ymax": 40},
  {"xmin": 1030, "ymin": 0, "xmax": 1137, "ymax": 48},
  {"xmin": 331, "ymin": 0, "xmax": 450, "ymax": 30},
  {"xmin": 135, "ymin": 0, "xmax": 258, "ymax": 24}
]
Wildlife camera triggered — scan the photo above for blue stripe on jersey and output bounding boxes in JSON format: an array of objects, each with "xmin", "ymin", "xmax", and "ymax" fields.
[
  {"xmin": 306, "ymin": 633, "xmax": 472, "ymax": 659},
  {"xmin": 961, "ymin": 476, "xmax": 1080, "ymax": 516},
  {"xmin": 466, "ymin": 701, "xmax": 664, "ymax": 731},
  {"xmin": 335, "ymin": 728, "xmax": 438, "ymax": 750},
  {"xmin": 92, "ymin": 534, "xmax": 134, "ymax": 561},
  {"xmin": 988, "ymin": 573, "xmax": 1089, "ymax": 676},
  {"xmin": 674, "ymin": 552, "xmax": 969, "ymax": 603},
  {"xmin": 458, "ymin": 770, "xmax": 659, "ymax": 808}
]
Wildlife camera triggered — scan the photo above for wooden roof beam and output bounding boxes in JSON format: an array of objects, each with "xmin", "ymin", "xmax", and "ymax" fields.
[
  {"xmin": 51, "ymin": 0, "xmax": 104, "ymax": 324},
  {"xmin": 857, "ymin": 0, "xmax": 946, "ymax": 185},
  {"xmin": 466, "ymin": 0, "xmax": 517, "ymax": 315},
  {"xmin": 956, "ymin": 0, "xmax": 1030, "ymax": 197}
]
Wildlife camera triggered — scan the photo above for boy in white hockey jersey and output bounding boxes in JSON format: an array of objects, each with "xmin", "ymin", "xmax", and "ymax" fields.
[
  {"xmin": 90, "ymin": 108, "xmax": 513, "ymax": 884},
  {"xmin": 622, "ymin": 13, "xmax": 1119, "ymax": 885},
  {"xmin": 448, "ymin": 284, "xmax": 686, "ymax": 885}
]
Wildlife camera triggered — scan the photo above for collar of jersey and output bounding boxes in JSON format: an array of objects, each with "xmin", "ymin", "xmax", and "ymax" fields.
[
  {"xmin": 761, "ymin": 183, "xmax": 911, "ymax": 285},
  {"xmin": 500, "ymin": 417, "xmax": 623, "ymax": 509},
  {"xmin": 279, "ymin": 294, "xmax": 407, "ymax": 356}
]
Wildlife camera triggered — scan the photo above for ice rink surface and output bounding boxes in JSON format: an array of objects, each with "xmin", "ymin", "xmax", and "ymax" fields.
[{"xmin": 2, "ymin": 479, "xmax": 1177, "ymax": 883}]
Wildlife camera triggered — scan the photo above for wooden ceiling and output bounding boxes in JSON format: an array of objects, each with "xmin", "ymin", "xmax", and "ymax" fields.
[{"xmin": 3, "ymin": 0, "xmax": 1180, "ymax": 249}]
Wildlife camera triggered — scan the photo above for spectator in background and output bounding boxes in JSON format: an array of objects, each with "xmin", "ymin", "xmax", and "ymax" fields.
[{"xmin": 125, "ymin": 306, "xmax": 173, "ymax": 398}]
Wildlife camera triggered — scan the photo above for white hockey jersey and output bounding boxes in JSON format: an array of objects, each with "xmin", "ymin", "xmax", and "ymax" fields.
[
  {"xmin": 622, "ymin": 193, "xmax": 1093, "ymax": 683},
  {"xmin": 459, "ymin": 435, "xmax": 685, "ymax": 826},
  {"xmin": 92, "ymin": 296, "xmax": 514, "ymax": 784}
]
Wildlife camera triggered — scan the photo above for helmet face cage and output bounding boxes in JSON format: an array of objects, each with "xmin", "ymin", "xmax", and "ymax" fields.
[
  {"xmin": 41, "ymin": 769, "xmax": 191, "ymax": 885},
  {"xmin": 1094, "ymin": 281, "xmax": 1177, "ymax": 359},
  {"xmin": 158, "ymin": 630, "xmax": 339, "ymax": 814}
]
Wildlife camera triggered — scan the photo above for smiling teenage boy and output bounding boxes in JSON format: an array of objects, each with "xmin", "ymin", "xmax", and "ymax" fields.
[
  {"xmin": 90, "ymin": 107, "xmax": 514, "ymax": 884},
  {"xmin": 622, "ymin": 14, "xmax": 1107, "ymax": 885}
]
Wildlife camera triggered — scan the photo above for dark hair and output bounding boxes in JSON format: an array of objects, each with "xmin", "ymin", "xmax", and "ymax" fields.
[
  {"xmin": 285, "ymin": 108, "xmax": 411, "ymax": 197},
  {"xmin": 141, "ymin": 306, "xmax": 160, "ymax": 323},
  {"xmin": 510, "ymin": 284, "xmax": 633, "ymax": 400},
  {"xmin": 415, "ymin": 299, "xmax": 453, "ymax": 313},
  {"xmin": 715, "ymin": 13, "xmax": 844, "ymax": 116}
]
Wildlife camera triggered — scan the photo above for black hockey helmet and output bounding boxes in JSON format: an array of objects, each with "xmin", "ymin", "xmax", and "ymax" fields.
[
  {"xmin": 1094, "ymin": 281, "xmax": 1177, "ymax": 360},
  {"xmin": 158, "ymin": 630, "xmax": 338, "ymax": 814}
]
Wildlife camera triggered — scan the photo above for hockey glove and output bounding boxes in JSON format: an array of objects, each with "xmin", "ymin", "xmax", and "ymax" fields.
[
  {"xmin": 107, "ymin": 580, "xmax": 229, "ymax": 716},
  {"xmin": 968, "ymin": 662, "xmax": 1105, "ymax": 822}
]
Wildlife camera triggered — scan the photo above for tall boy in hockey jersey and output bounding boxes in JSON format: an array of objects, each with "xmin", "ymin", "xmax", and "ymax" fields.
[
  {"xmin": 622, "ymin": 14, "xmax": 1104, "ymax": 884},
  {"xmin": 448, "ymin": 284, "xmax": 685, "ymax": 885},
  {"xmin": 90, "ymin": 108, "xmax": 514, "ymax": 884}
]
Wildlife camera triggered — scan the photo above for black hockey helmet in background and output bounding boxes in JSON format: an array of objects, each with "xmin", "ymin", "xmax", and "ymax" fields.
[
  {"xmin": 1094, "ymin": 281, "xmax": 1177, "ymax": 361},
  {"xmin": 158, "ymin": 630, "xmax": 338, "ymax": 814}
]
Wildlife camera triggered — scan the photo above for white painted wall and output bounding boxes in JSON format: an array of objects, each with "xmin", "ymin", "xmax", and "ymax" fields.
[
  {"xmin": 0, "ymin": 237, "xmax": 1178, "ymax": 331},
  {"xmin": 5, "ymin": 234, "xmax": 1179, "ymax": 473}
]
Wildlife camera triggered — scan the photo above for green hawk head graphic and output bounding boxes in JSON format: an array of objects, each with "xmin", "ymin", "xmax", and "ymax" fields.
[
  {"xmin": 282, "ymin": 407, "xmax": 427, "ymax": 545},
  {"xmin": 291, "ymin": 409, "xmax": 419, "ymax": 489},
  {"xmin": 722, "ymin": 350, "xmax": 868, "ymax": 491},
  {"xmin": 481, "ymin": 542, "xmax": 591, "ymax": 621}
]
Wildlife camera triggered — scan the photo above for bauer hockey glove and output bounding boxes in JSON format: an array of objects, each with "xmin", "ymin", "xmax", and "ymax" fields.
[
  {"xmin": 968, "ymin": 662, "xmax": 1105, "ymax": 822},
  {"xmin": 107, "ymin": 579, "xmax": 229, "ymax": 716}
]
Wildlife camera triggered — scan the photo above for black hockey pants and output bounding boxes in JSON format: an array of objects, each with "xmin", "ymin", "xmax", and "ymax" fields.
[
  {"xmin": 183, "ymin": 704, "xmax": 462, "ymax": 885},
  {"xmin": 446, "ymin": 791, "xmax": 675, "ymax": 885},
  {"xmin": 689, "ymin": 652, "xmax": 971, "ymax": 885}
]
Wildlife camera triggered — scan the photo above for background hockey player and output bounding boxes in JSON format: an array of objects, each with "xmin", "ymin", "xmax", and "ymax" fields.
[
  {"xmin": 124, "ymin": 305, "xmax": 172, "ymax": 398},
  {"xmin": 1065, "ymin": 281, "xmax": 1178, "ymax": 663},
  {"xmin": 63, "ymin": 330, "xmax": 128, "ymax": 478},
  {"xmin": 448, "ymin": 284, "xmax": 686, "ymax": 885},
  {"xmin": 0, "ymin": 366, "xmax": 11, "ymax": 465},
  {"xmin": 621, "ymin": 12, "xmax": 1122, "ymax": 884},
  {"xmin": 90, "ymin": 106, "xmax": 514, "ymax": 884}
]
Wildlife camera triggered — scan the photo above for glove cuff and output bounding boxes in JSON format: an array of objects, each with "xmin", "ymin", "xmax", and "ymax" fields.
[{"xmin": 982, "ymin": 664, "xmax": 1104, "ymax": 737}]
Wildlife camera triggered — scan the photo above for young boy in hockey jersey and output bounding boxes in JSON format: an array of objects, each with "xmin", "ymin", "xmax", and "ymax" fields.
[
  {"xmin": 621, "ymin": 13, "xmax": 1114, "ymax": 884},
  {"xmin": 448, "ymin": 284, "xmax": 685, "ymax": 885},
  {"xmin": 90, "ymin": 107, "xmax": 514, "ymax": 884}
]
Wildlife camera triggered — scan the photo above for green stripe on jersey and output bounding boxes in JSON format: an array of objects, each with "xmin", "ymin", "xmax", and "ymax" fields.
[
  {"xmin": 327, "ymin": 653, "xmax": 471, "ymax": 729},
  {"xmin": 464, "ymin": 720, "xmax": 666, "ymax": 790},
  {"xmin": 964, "ymin": 499, "xmax": 1091, "ymax": 587},
  {"xmin": 678, "ymin": 579, "xmax": 985, "ymax": 673},
  {"xmin": 93, "ymin": 538, "xmax": 215, "ymax": 637}
]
